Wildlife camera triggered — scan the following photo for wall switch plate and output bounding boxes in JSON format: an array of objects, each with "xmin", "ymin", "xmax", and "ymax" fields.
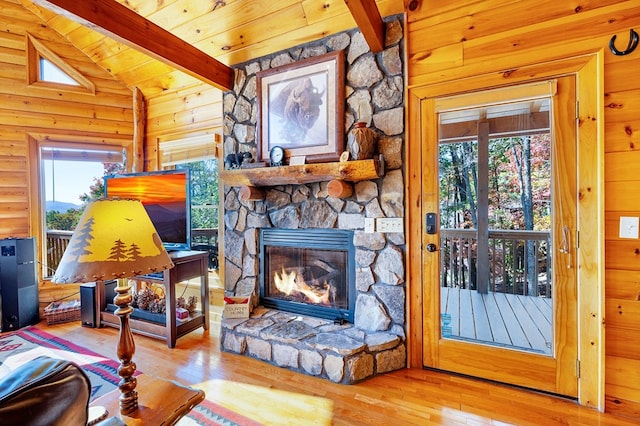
[
  {"xmin": 376, "ymin": 217, "xmax": 403, "ymax": 233},
  {"xmin": 364, "ymin": 218, "xmax": 375, "ymax": 233},
  {"xmin": 619, "ymin": 216, "xmax": 639, "ymax": 239}
]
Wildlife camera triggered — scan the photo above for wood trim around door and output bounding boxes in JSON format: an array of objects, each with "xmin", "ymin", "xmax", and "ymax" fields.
[{"xmin": 406, "ymin": 52, "xmax": 605, "ymax": 409}]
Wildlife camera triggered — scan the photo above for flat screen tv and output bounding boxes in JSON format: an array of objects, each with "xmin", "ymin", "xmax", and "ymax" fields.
[{"xmin": 104, "ymin": 169, "xmax": 191, "ymax": 251}]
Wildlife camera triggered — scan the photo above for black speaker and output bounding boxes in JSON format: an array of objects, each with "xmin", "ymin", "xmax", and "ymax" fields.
[
  {"xmin": 104, "ymin": 280, "xmax": 117, "ymax": 303},
  {"xmin": 0, "ymin": 238, "xmax": 39, "ymax": 332},
  {"xmin": 80, "ymin": 283, "xmax": 96, "ymax": 328}
]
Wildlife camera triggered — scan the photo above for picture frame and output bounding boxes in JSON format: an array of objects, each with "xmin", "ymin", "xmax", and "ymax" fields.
[{"xmin": 256, "ymin": 50, "xmax": 345, "ymax": 164}]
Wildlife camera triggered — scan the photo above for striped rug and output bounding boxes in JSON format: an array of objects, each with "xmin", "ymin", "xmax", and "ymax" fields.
[{"xmin": 0, "ymin": 326, "xmax": 261, "ymax": 425}]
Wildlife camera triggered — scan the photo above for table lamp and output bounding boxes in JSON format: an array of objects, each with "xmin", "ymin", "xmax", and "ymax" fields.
[{"xmin": 52, "ymin": 198, "xmax": 174, "ymax": 415}]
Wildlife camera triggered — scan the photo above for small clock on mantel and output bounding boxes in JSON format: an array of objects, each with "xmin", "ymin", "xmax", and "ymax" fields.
[{"xmin": 269, "ymin": 146, "xmax": 285, "ymax": 167}]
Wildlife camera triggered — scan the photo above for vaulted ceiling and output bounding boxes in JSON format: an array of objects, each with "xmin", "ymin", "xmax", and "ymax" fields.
[{"xmin": 19, "ymin": 0, "xmax": 405, "ymax": 98}]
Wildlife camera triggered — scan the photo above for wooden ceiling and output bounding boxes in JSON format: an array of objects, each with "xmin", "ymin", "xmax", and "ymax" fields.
[{"xmin": 19, "ymin": 0, "xmax": 405, "ymax": 98}]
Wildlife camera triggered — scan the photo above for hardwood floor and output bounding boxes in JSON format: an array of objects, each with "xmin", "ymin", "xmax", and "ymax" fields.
[{"xmin": 36, "ymin": 312, "xmax": 635, "ymax": 426}]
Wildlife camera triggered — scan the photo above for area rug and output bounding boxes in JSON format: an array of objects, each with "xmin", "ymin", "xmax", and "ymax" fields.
[
  {"xmin": 0, "ymin": 327, "xmax": 261, "ymax": 426},
  {"xmin": 0, "ymin": 326, "xmax": 121, "ymax": 401}
]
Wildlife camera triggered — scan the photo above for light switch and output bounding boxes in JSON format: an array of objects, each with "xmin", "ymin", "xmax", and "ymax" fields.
[{"xmin": 619, "ymin": 216, "xmax": 639, "ymax": 239}]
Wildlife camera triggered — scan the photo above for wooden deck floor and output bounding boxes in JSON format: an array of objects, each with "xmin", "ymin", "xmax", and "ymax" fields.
[{"xmin": 441, "ymin": 287, "xmax": 553, "ymax": 354}]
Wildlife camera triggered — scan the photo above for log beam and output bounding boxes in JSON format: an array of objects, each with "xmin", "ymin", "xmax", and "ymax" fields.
[
  {"xmin": 327, "ymin": 180, "xmax": 354, "ymax": 198},
  {"xmin": 30, "ymin": 0, "xmax": 234, "ymax": 91},
  {"xmin": 344, "ymin": 0, "xmax": 384, "ymax": 52},
  {"xmin": 132, "ymin": 87, "xmax": 144, "ymax": 172},
  {"xmin": 238, "ymin": 186, "xmax": 266, "ymax": 202}
]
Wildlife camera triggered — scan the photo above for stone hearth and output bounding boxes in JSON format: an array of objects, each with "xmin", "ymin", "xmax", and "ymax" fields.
[{"xmin": 220, "ymin": 307, "xmax": 405, "ymax": 384}]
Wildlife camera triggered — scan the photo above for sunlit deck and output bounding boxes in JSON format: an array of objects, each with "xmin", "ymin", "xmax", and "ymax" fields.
[{"xmin": 441, "ymin": 287, "xmax": 553, "ymax": 355}]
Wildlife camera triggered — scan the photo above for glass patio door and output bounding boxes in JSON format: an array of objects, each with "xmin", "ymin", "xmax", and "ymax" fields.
[{"xmin": 423, "ymin": 78, "xmax": 579, "ymax": 396}]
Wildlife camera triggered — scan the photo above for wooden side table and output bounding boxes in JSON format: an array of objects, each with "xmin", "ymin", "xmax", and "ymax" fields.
[
  {"xmin": 91, "ymin": 375, "xmax": 205, "ymax": 425},
  {"xmin": 96, "ymin": 250, "xmax": 210, "ymax": 348}
]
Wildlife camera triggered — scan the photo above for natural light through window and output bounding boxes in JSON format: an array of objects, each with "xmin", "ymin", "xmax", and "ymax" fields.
[
  {"xmin": 41, "ymin": 146, "xmax": 124, "ymax": 278},
  {"xmin": 44, "ymin": 160, "xmax": 103, "ymax": 208},
  {"xmin": 39, "ymin": 57, "xmax": 79, "ymax": 86}
]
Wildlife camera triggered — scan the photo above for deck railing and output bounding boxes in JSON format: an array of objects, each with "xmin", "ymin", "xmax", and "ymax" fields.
[
  {"xmin": 440, "ymin": 228, "xmax": 551, "ymax": 297},
  {"xmin": 46, "ymin": 230, "xmax": 73, "ymax": 275},
  {"xmin": 46, "ymin": 228, "xmax": 220, "ymax": 274}
]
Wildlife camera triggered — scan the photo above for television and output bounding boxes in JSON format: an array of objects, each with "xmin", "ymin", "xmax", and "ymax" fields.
[{"xmin": 104, "ymin": 169, "xmax": 191, "ymax": 251}]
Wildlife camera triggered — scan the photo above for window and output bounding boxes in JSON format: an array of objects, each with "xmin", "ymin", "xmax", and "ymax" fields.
[
  {"xmin": 437, "ymin": 82, "xmax": 555, "ymax": 296},
  {"xmin": 160, "ymin": 135, "xmax": 221, "ymax": 269},
  {"xmin": 39, "ymin": 58, "xmax": 78, "ymax": 86},
  {"xmin": 176, "ymin": 159, "xmax": 219, "ymax": 242},
  {"xmin": 41, "ymin": 145, "xmax": 125, "ymax": 278},
  {"xmin": 26, "ymin": 33, "xmax": 95, "ymax": 94},
  {"xmin": 159, "ymin": 135, "xmax": 221, "ymax": 245}
]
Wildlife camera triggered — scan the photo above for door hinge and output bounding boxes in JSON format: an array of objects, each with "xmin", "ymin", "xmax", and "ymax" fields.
[{"xmin": 576, "ymin": 359, "xmax": 581, "ymax": 378}]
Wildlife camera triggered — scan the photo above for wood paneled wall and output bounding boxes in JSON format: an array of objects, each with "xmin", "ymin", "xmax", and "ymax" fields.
[
  {"xmin": 406, "ymin": 0, "xmax": 640, "ymax": 418},
  {"xmin": 0, "ymin": 0, "xmax": 133, "ymax": 305},
  {"xmin": 4, "ymin": 0, "xmax": 640, "ymax": 418},
  {"xmin": 143, "ymin": 83, "xmax": 222, "ymax": 171}
]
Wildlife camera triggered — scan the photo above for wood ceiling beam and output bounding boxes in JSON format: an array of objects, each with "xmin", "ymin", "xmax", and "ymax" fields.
[
  {"xmin": 30, "ymin": 0, "xmax": 234, "ymax": 91},
  {"xmin": 344, "ymin": 0, "xmax": 385, "ymax": 52}
]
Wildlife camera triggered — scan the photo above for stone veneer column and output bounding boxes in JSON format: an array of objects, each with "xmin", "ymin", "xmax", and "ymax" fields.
[{"xmin": 220, "ymin": 16, "xmax": 408, "ymax": 383}]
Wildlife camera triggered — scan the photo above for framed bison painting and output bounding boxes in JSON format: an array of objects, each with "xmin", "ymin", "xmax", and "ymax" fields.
[{"xmin": 257, "ymin": 50, "xmax": 345, "ymax": 164}]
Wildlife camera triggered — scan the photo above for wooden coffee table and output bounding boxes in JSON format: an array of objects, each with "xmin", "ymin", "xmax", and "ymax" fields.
[{"xmin": 91, "ymin": 375, "xmax": 205, "ymax": 425}]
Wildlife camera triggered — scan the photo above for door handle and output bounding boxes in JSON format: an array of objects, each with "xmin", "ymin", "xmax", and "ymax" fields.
[{"xmin": 426, "ymin": 243, "xmax": 437, "ymax": 252}]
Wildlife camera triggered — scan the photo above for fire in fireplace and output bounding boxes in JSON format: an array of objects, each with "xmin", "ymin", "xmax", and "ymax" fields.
[{"xmin": 259, "ymin": 228, "xmax": 355, "ymax": 323}]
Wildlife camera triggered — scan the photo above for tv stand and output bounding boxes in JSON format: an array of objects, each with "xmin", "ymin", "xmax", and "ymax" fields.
[{"xmin": 96, "ymin": 250, "xmax": 209, "ymax": 348}]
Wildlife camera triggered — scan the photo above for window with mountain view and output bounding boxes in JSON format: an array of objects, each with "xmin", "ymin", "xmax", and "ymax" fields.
[{"xmin": 41, "ymin": 145, "xmax": 125, "ymax": 278}]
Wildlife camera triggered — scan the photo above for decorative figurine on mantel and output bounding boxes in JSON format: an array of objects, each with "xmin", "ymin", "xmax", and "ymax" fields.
[
  {"xmin": 347, "ymin": 122, "xmax": 376, "ymax": 160},
  {"xmin": 224, "ymin": 151, "xmax": 252, "ymax": 169}
]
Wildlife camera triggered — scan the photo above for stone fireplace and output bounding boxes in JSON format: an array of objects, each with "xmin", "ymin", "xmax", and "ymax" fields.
[
  {"xmin": 260, "ymin": 228, "xmax": 355, "ymax": 323},
  {"xmin": 219, "ymin": 17, "xmax": 407, "ymax": 384}
]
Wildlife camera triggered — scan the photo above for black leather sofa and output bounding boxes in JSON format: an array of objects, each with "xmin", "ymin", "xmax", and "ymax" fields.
[{"xmin": 0, "ymin": 356, "xmax": 92, "ymax": 426}]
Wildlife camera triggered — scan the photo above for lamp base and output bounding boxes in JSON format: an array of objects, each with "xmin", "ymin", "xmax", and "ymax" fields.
[{"xmin": 113, "ymin": 279, "xmax": 138, "ymax": 414}]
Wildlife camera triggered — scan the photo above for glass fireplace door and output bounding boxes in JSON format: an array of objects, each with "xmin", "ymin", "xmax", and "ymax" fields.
[{"xmin": 260, "ymin": 228, "xmax": 355, "ymax": 322}]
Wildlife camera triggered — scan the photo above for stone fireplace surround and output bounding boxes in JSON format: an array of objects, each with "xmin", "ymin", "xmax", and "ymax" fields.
[{"xmin": 220, "ymin": 17, "xmax": 407, "ymax": 384}]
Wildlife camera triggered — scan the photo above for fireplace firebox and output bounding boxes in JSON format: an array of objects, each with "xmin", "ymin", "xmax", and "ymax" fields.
[{"xmin": 259, "ymin": 228, "xmax": 355, "ymax": 323}]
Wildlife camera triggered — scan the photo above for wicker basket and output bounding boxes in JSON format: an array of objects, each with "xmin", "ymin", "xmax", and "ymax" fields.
[{"xmin": 44, "ymin": 299, "xmax": 81, "ymax": 325}]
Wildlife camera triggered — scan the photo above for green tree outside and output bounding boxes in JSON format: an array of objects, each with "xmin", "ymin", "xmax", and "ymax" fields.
[
  {"xmin": 179, "ymin": 159, "xmax": 219, "ymax": 231},
  {"xmin": 46, "ymin": 162, "xmax": 124, "ymax": 231}
]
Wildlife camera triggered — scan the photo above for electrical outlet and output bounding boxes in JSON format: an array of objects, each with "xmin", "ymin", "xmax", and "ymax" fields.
[
  {"xmin": 364, "ymin": 218, "xmax": 375, "ymax": 233},
  {"xmin": 376, "ymin": 217, "xmax": 403, "ymax": 233}
]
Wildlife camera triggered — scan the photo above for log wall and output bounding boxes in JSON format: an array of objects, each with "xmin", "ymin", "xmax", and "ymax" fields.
[
  {"xmin": 143, "ymin": 84, "xmax": 222, "ymax": 171},
  {"xmin": 3, "ymin": 0, "xmax": 639, "ymax": 418},
  {"xmin": 406, "ymin": 0, "xmax": 640, "ymax": 418},
  {"xmin": 0, "ymin": 0, "xmax": 133, "ymax": 309}
]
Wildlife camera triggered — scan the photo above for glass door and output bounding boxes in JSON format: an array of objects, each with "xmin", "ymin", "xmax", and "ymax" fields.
[{"xmin": 423, "ymin": 78, "xmax": 578, "ymax": 396}]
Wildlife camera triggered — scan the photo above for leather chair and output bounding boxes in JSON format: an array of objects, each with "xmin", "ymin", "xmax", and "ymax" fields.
[{"xmin": 0, "ymin": 356, "xmax": 92, "ymax": 426}]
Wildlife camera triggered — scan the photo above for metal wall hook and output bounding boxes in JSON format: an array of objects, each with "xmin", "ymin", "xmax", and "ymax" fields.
[{"xmin": 609, "ymin": 29, "xmax": 639, "ymax": 56}]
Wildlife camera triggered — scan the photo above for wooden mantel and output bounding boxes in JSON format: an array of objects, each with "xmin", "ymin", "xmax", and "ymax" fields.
[
  {"xmin": 220, "ymin": 158, "xmax": 384, "ymax": 200},
  {"xmin": 220, "ymin": 158, "xmax": 383, "ymax": 187}
]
